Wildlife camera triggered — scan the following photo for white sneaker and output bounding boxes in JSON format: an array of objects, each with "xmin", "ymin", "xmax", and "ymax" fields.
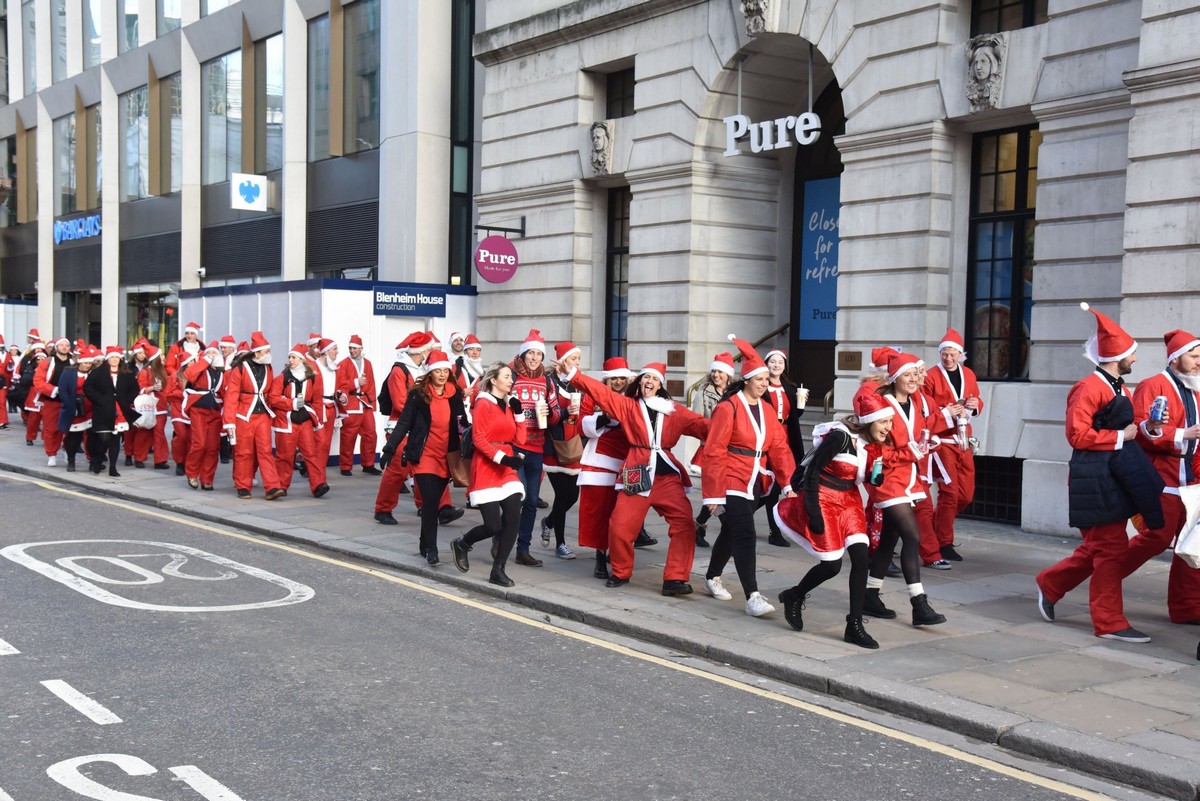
[
  {"xmin": 47, "ymin": 455, "xmax": 57, "ymax": 467},
  {"xmin": 745, "ymin": 591, "xmax": 775, "ymax": 617},
  {"xmin": 555, "ymin": 543, "xmax": 576, "ymax": 560},
  {"xmin": 705, "ymin": 576, "xmax": 733, "ymax": 601}
]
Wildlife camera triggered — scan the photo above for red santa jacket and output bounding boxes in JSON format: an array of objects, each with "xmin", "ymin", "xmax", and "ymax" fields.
[
  {"xmin": 578, "ymin": 393, "xmax": 630, "ymax": 484},
  {"xmin": 181, "ymin": 357, "xmax": 225, "ymax": 417},
  {"xmin": 1067, "ymin": 372, "xmax": 1130, "ymax": 452},
  {"xmin": 702, "ymin": 392, "xmax": 795, "ymax": 504},
  {"xmin": 223, "ymin": 360, "xmax": 276, "ymax": 425},
  {"xmin": 336, "ymin": 356, "xmax": 377, "ymax": 415},
  {"xmin": 572, "ymin": 371, "xmax": 708, "ymax": 496},
  {"xmin": 269, "ymin": 367, "xmax": 326, "ymax": 434},
  {"xmin": 383, "ymin": 358, "xmax": 418, "ymax": 422},
  {"xmin": 165, "ymin": 339, "xmax": 203, "ymax": 376},
  {"xmin": 468, "ymin": 391, "xmax": 528, "ymax": 505},
  {"xmin": 32, "ymin": 355, "xmax": 72, "ymax": 406},
  {"xmin": 923, "ymin": 363, "xmax": 985, "ymax": 439},
  {"xmin": 136, "ymin": 368, "xmax": 170, "ymax": 414},
  {"xmin": 1132, "ymin": 370, "xmax": 1199, "ymax": 494},
  {"xmin": 875, "ymin": 390, "xmax": 939, "ymax": 508},
  {"xmin": 544, "ymin": 370, "xmax": 583, "ymax": 473}
]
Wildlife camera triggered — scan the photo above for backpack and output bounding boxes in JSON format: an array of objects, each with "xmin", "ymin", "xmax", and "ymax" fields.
[
  {"xmin": 459, "ymin": 419, "xmax": 474, "ymax": 460},
  {"xmin": 377, "ymin": 363, "xmax": 412, "ymax": 417}
]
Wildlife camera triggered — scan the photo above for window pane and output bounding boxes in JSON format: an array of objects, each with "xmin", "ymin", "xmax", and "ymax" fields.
[
  {"xmin": 120, "ymin": 0, "xmax": 139, "ymax": 54},
  {"xmin": 52, "ymin": 0, "xmax": 67, "ymax": 83},
  {"xmin": 997, "ymin": 132, "xmax": 1019, "ymax": 172},
  {"xmin": 203, "ymin": 58, "xmax": 230, "ymax": 184},
  {"xmin": 158, "ymin": 0, "xmax": 181, "ymax": 36},
  {"xmin": 308, "ymin": 15, "xmax": 330, "ymax": 161},
  {"xmin": 344, "ymin": 0, "xmax": 380, "ymax": 154},
  {"xmin": 452, "ymin": 145, "xmax": 469, "ymax": 194},
  {"xmin": 997, "ymin": 172, "xmax": 1016, "ymax": 211},
  {"xmin": 202, "ymin": 0, "xmax": 231, "ymax": 14},
  {"xmin": 991, "ymin": 259, "xmax": 1012, "ymax": 299},
  {"xmin": 994, "ymin": 220, "xmax": 1014, "ymax": 259},
  {"xmin": 53, "ymin": 114, "xmax": 77, "ymax": 216},
  {"xmin": 976, "ymin": 175, "xmax": 995, "ymax": 214},
  {"xmin": 168, "ymin": 74, "xmax": 183, "ymax": 193},
  {"xmin": 84, "ymin": 0, "xmax": 103, "ymax": 69},
  {"xmin": 91, "ymin": 106, "xmax": 102, "ymax": 207},
  {"xmin": 225, "ymin": 52, "xmax": 243, "ymax": 179},
  {"xmin": 0, "ymin": 138, "xmax": 16, "ymax": 228},
  {"xmin": 258, "ymin": 35, "xmax": 284, "ymax": 172},
  {"xmin": 23, "ymin": 0, "xmax": 37, "ymax": 94},
  {"xmin": 979, "ymin": 136, "xmax": 997, "ymax": 174},
  {"xmin": 121, "ymin": 87, "xmax": 149, "ymax": 200}
]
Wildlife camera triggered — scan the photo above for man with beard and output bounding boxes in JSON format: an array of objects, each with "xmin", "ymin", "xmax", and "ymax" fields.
[
  {"xmin": 166, "ymin": 322, "xmax": 204, "ymax": 375},
  {"xmin": 31, "ymin": 337, "xmax": 76, "ymax": 465},
  {"xmin": 336, "ymin": 334, "xmax": 381, "ymax": 476},
  {"xmin": 223, "ymin": 332, "xmax": 285, "ymax": 500},
  {"xmin": 1121, "ymin": 329, "xmax": 1200, "ymax": 625},
  {"xmin": 1036, "ymin": 303, "xmax": 1160, "ymax": 643}
]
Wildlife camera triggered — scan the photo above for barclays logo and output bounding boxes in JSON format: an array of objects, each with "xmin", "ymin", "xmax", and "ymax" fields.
[
  {"xmin": 238, "ymin": 180, "xmax": 261, "ymax": 204},
  {"xmin": 53, "ymin": 214, "xmax": 102, "ymax": 246}
]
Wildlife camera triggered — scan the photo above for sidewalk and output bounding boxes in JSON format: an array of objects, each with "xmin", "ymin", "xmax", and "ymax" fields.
[{"xmin": 2, "ymin": 436, "xmax": 1198, "ymax": 800}]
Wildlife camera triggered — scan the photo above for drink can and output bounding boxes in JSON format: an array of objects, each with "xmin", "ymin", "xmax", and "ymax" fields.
[
  {"xmin": 1151, "ymin": 395, "xmax": 1169, "ymax": 424},
  {"xmin": 870, "ymin": 457, "xmax": 883, "ymax": 485}
]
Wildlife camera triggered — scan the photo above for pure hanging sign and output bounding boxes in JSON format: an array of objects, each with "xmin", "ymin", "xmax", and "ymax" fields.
[{"xmin": 723, "ymin": 113, "xmax": 821, "ymax": 157}]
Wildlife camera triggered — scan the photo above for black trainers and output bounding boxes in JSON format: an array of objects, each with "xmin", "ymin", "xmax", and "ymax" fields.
[
  {"xmin": 940, "ymin": 544, "xmax": 963, "ymax": 561},
  {"xmin": 863, "ymin": 588, "xmax": 896, "ymax": 619},
  {"xmin": 911, "ymin": 593, "xmax": 947, "ymax": 626},
  {"xmin": 778, "ymin": 588, "xmax": 805, "ymax": 631},
  {"xmin": 634, "ymin": 529, "xmax": 658, "ymax": 548},
  {"xmin": 362, "ymin": 465, "xmax": 382, "ymax": 475},
  {"xmin": 374, "ymin": 511, "xmax": 398, "ymax": 525},
  {"xmin": 695, "ymin": 522, "xmax": 710, "ymax": 548},
  {"xmin": 844, "ymin": 615, "xmax": 879, "ymax": 649},
  {"xmin": 439, "ymin": 506, "xmax": 465, "ymax": 525},
  {"xmin": 767, "ymin": 530, "xmax": 791, "ymax": 547},
  {"xmin": 1099, "ymin": 627, "xmax": 1151, "ymax": 643},
  {"xmin": 1036, "ymin": 586, "xmax": 1055, "ymax": 622},
  {"xmin": 661, "ymin": 580, "xmax": 693, "ymax": 596},
  {"xmin": 236, "ymin": 489, "xmax": 252, "ymax": 499},
  {"xmin": 450, "ymin": 538, "xmax": 470, "ymax": 573}
]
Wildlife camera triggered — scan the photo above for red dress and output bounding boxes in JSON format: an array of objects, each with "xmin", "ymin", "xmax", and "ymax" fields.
[{"xmin": 774, "ymin": 423, "xmax": 869, "ymax": 560}]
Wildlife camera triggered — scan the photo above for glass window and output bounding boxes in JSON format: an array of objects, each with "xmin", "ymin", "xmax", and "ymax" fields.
[
  {"xmin": 23, "ymin": 0, "xmax": 36, "ymax": 95},
  {"xmin": 202, "ymin": 51, "xmax": 242, "ymax": 185},
  {"xmin": 256, "ymin": 34, "xmax": 283, "ymax": 172},
  {"xmin": 88, "ymin": 105, "xmax": 102, "ymax": 208},
  {"xmin": 972, "ymin": 0, "xmax": 1049, "ymax": 35},
  {"xmin": 966, "ymin": 126, "xmax": 1040, "ymax": 382},
  {"xmin": 121, "ymin": 87, "xmax": 149, "ymax": 200},
  {"xmin": 158, "ymin": 0, "xmax": 181, "ymax": 35},
  {"xmin": 0, "ymin": 138, "xmax": 17, "ymax": 228},
  {"xmin": 307, "ymin": 14, "xmax": 330, "ymax": 161},
  {"xmin": 447, "ymin": 0, "xmax": 475, "ymax": 286},
  {"xmin": 605, "ymin": 188, "xmax": 632, "ymax": 359},
  {"xmin": 201, "ymin": 0, "xmax": 231, "ymax": 15},
  {"xmin": 84, "ymin": 0, "xmax": 103, "ymax": 69},
  {"xmin": 52, "ymin": 0, "xmax": 67, "ymax": 83},
  {"xmin": 53, "ymin": 114, "xmax": 77, "ymax": 216},
  {"xmin": 606, "ymin": 69, "xmax": 635, "ymax": 119},
  {"xmin": 165, "ymin": 73, "xmax": 183, "ymax": 193},
  {"xmin": 343, "ymin": 0, "xmax": 380, "ymax": 154},
  {"xmin": 119, "ymin": 0, "xmax": 139, "ymax": 54}
]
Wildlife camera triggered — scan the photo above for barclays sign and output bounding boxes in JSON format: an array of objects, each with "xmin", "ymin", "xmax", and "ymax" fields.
[{"xmin": 54, "ymin": 214, "xmax": 102, "ymax": 246}]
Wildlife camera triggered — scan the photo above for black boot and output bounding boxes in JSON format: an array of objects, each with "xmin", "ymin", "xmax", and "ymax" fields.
[
  {"xmin": 911, "ymin": 593, "xmax": 946, "ymax": 626},
  {"xmin": 450, "ymin": 538, "xmax": 470, "ymax": 573},
  {"xmin": 66, "ymin": 456, "xmax": 76, "ymax": 472},
  {"xmin": 844, "ymin": 615, "xmax": 879, "ymax": 649},
  {"xmin": 768, "ymin": 529, "xmax": 791, "ymax": 547},
  {"xmin": 863, "ymin": 588, "xmax": 896, "ymax": 619},
  {"xmin": 489, "ymin": 563, "xmax": 514, "ymax": 587},
  {"xmin": 695, "ymin": 522, "xmax": 710, "ymax": 548},
  {"xmin": 778, "ymin": 588, "xmax": 805, "ymax": 631},
  {"xmin": 108, "ymin": 466, "xmax": 120, "ymax": 477},
  {"xmin": 593, "ymin": 550, "xmax": 609, "ymax": 580}
]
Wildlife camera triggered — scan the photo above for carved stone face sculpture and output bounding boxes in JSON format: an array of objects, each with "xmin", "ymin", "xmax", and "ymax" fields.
[
  {"xmin": 966, "ymin": 34, "xmax": 1006, "ymax": 113},
  {"xmin": 590, "ymin": 121, "xmax": 612, "ymax": 176},
  {"xmin": 740, "ymin": 0, "xmax": 767, "ymax": 34},
  {"xmin": 971, "ymin": 45, "xmax": 997, "ymax": 82}
]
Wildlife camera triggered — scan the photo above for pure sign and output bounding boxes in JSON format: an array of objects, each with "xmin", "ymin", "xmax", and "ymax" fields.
[{"xmin": 474, "ymin": 235, "xmax": 519, "ymax": 284}]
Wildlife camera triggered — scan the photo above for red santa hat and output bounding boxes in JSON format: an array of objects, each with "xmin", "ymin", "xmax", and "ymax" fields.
[
  {"xmin": 764, "ymin": 348, "xmax": 787, "ymax": 365},
  {"xmin": 236, "ymin": 341, "xmax": 250, "ymax": 358},
  {"xmin": 424, "ymin": 350, "xmax": 453, "ymax": 373},
  {"xmin": 886, "ymin": 352, "xmax": 923, "ymax": 384},
  {"xmin": 307, "ymin": 333, "xmax": 322, "ymax": 346},
  {"xmin": 104, "ymin": 345, "xmax": 125, "ymax": 358},
  {"xmin": 81, "ymin": 345, "xmax": 103, "ymax": 362},
  {"xmin": 518, "ymin": 329, "xmax": 545, "ymax": 356},
  {"xmin": 249, "ymin": 331, "xmax": 270, "ymax": 353},
  {"xmin": 29, "ymin": 341, "xmax": 45, "ymax": 352},
  {"xmin": 709, "ymin": 352, "xmax": 736, "ymax": 377},
  {"xmin": 1080, "ymin": 302, "xmax": 1136, "ymax": 365},
  {"xmin": 937, "ymin": 328, "xmax": 965, "ymax": 354},
  {"xmin": 600, "ymin": 357, "xmax": 634, "ymax": 380},
  {"xmin": 288, "ymin": 343, "xmax": 309, "ymax": 360},
  {"xmin": 26, "ymin": 328, "xmax": 40, "ymax": 341},
  {"xmin": 405, "ymin": 331, "xmax": 434, "ymax": 354},
  {"xmin": 426, "ymin": 330, "xmax": 441, "ymax": 345},
  {"xmin": 854, "ymin": 385, "xmax": 895, "ymax": 424},
  {"xmin": 51, "ymin": 336, "xmax": 70, "ymax": 349},
  {"xmin": 143, "ymin": 344, "xmax": 162, "ymax": 361},
  {"xmin": 463, "ymin": 334, "xmax": 482, "ymax": 350},
  {"xmin": 204, "ymin": 341, "xmax": 221, "ymax": 354},
  {"xmin": 640, "ymin": 362, "xmax": 668, "ymax": 384},
  {"xmin": 183, "ymin": 321, "xmax": 202, "ymax": 335},
  {"xmin": 1164, "ymin": 329, "xmax": 1200, "ymax": 365},
  {"xmin": 347, "ymin": 334, "xmax": 364, "ymax": 349},
  {"xmin": 318, "ymin": 338, "xmax": 336, "ymax": 355},
  {"xmin": 727, "ymin": 335, "xmax": 768, "ymax": 379},
  {"xmin": 219, "ymin": 335, "xmax": 237, "ymax": 348},
  {"xmin": 179, "ymin": 349, "xmax": 200, "ymax": 367},
  {"xmin": 72, "ymin": 339, "xmax": 85, "ymax": 355},
  {"xmin": 870, "ymin": 346, "xmax": 900, "ymax": 370},
  {"xmin": 554, "ymin": 341, "xmax": 581, "ymax": 362},
  {"xmin": 449, "ymin": 332, "xmax": 465, "ymax": 345}
]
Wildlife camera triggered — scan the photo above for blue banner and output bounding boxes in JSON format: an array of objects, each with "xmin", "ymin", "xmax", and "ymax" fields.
[
  {"xmin": 371, "ymin": 284, "xmax": 447, "ymax": 318},
  {"xmin": 798, "ymin": 177, "xmax": 840, "ymax": 340}
]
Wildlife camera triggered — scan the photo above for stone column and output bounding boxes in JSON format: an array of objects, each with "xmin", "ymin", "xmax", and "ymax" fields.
[{"xmin": 280, "ymin": 0, "xmax": 308, "ymax": 281}]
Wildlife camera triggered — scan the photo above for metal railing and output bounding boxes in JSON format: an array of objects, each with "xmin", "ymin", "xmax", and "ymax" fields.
[{"xmin": 683, "ymin": 323, "xmax": 790, "ymax": 409}]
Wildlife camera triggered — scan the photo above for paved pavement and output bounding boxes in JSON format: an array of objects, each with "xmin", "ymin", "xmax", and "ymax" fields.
[{"xmin": 2, "ymin": 433, "xmax": 1199, "ymax": 800}]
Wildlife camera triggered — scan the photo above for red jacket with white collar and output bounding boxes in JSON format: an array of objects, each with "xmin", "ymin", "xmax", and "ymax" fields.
[
  {"xmin": 336, "ymin": 357, "xmax": 377, "ymax": 415},
  {"xmin": 468, "ymin": 391, "xmax": 528, "ymax": 506},
  {"xmin": 702, "ymin": 391, "xmax": 795, "ymax": 503},
  {"xmin": 269, "ymin": 367, "xmax": 326, "ymax": 433},
  {"xmin": 222, "ymin": 360, "xmax": 276, "ymax": 425}
]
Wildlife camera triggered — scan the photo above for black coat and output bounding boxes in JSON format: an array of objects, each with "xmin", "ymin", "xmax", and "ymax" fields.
[
  {"xmin": 382, "ymin": 385, "xmax": 467, "ymax": 467},
  {"xmin": 83, "ymin": 367, "xmax": 139, "ymax": 433},
  {"xmin": 1068, "ymin": 394, "xmax": 1165, "ymax": 529},
  {"xmin": 57, "ymin": 368, "xmax": 85, "ymax": 431}
]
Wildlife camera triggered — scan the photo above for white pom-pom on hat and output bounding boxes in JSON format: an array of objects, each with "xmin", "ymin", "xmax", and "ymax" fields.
[
  {"xmin": 727, "ymin": 334, "xmax": 736, "ymax": 342},
  {"xmin": 1080, "ymin": 302, "xmax": 1089, "ymax": 311}
]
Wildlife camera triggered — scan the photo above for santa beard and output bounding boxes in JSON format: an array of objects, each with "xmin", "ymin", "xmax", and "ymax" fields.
[
  {"xmin": 1170, "ymin": 367, "xmax": 1200, "ymax": 392},
  {"xmin": 254, "ymin": 353, "xmax": 273, "ymax": 366},
  {"xmin": 207, "ymin": 353, "xmax": 224, "ymax": 369},
  {"xmin": 290, "ymin": 365, "xmax": 307, "ymax": 380}
]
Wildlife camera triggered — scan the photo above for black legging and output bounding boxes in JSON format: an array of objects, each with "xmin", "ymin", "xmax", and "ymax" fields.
[
  {"xmin": 705, "ymin": 495, "xmax": 763, "ymax": 598},
  {"xmin": 869, "ymin": 505, "xmax": 922, "ymax": 585},
  {"xmin": 791, "ymin": 543, "xmax": 870, "ymax": 617},
  {"xmin": 462, "ymin": 492, "xmax": 522, "ymax": 569},
  {"xmin": 764, "ymin": 483, "xmax": 783, "ymax": 535},
  {"xmin": 414, "ymin": 473, "xmax": 451, "ymax": 556},
  {"xmin": 92, "ymin": 431, "xmax": 122, "ymax": 473},
  {"xmin": 545, "ymin": 472, "xmax": 580, "ymax": 547}
]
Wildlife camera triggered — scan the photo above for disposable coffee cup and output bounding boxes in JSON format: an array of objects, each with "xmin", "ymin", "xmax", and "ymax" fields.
[
  {"xmin": 570, "ymin": 391, "xmax": 582, "ymax": 409},
  {"xmin": 796, "ymin": 386, "xmax": 809, "ymax": 407},
  {"xmin": 537, "ymin": 405, "xmax": 548, "ymax": 429}
]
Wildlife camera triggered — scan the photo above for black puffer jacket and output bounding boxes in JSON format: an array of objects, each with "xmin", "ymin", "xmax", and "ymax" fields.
[
  {"xmin": 1068, "ymin": 395, "xmax": 1165, "ymax": 529},
  {"xmin": 381, "ymin": 385, "xmax": 467, "ymax": 467}
]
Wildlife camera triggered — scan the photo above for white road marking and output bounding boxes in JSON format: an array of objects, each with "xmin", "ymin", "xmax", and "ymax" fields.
[
  {"xmin": 0, "ymin": 637, "xmax": 19, "ymax": 655},
  {"xmin": 0, "ymin": 785, "xmax": 15, "ymax": 800},
  {"xmin": 169, "ymin": 766, "xmax": 248, "ymax": 800},
  {"xmin": 40, "ymin": 680, "xmax": 123, "ymax": 725}
]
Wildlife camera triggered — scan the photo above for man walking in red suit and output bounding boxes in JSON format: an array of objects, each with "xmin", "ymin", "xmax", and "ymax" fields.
[
  {"xmin": 222, "ymin": 331, "xmax": 285, "ymax": 500},
  {"xmin": 32, "ymin": 337, "xmax": 75, "ymax": 465},
  {"xmin": 1036, "ymin": 303, "xmax": 1159, "ymax": 642},
  {"xmin": 336, "ymin": 334, "xmax": 380, "ymax": 475}
]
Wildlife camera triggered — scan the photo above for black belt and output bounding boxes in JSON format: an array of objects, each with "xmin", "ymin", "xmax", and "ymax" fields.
[
  {"xmin": 728, "ymin": 446, "xmax": 763, "ymax": 457},
  {"xmin": 819, "ymin": 475, "xmax": 856, "ymax": 491}
]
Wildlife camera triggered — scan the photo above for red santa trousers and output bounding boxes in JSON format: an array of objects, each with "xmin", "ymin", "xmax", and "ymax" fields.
[
  {"xmin": 0, "ymin": 386, "xmax": 8, "ymax": 426},
  {"xmin": 317, "ymin": 403, "xmax": 337, "ymax": 466},
  {"xmin": 934, "ymin": 447, "xmax": 975, "ymax": 547},
  {"xmin": 607, "ymin": 473, "xmax": 696, "ymax": 583},
  {"xmin": 578, "ymin": 482, "xmax": 618, "ymax": 551},
  {"xmin": 171, "ymin": 419, "xmax": 191, "ymax": 469},
  {"xmin": 40, "ymin": 399, "xmax": 64, "ymax": 456},
  {"xmin": 275, "ymin": 424, "xmax": 327, "ymax": 494},
  {"xmin": 24, "ymin": 406, "xmax": 42, "ymax": 444},
  {"xmin": 186, "ymin": 408, "xmax": 223, "ymax": 486},
  {"xmin": 914, "ymin": 492, "xmax": 941, "ymax": 564},
  {"xmin": 1120, "ymin": 494, "xmax": 1200, "ymax": 623},
  {"xmin": 1036, "ymin": 520, "xmax": 1132, "ymax": 636},
  {"xmin": 132, "ymin": 415, "xmax": 169, "ymax": 464},
  {"xmin": 339, "ymin": 413, "xmax": 377, "ymax": 471},
  {"xmin": 232, "ymin": 413, "xmax": 282, "ymax": 492}
]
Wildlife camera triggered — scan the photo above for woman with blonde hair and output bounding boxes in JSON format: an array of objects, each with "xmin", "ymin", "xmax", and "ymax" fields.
[{"xmin": 691, "ymin": 352, "xmax": 736, "ymax": 547}]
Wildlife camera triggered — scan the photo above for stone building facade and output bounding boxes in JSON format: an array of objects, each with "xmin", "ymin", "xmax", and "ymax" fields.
[{"xmin": 472, "ymin": 0, "xmax": 1200, "ymax": 533}]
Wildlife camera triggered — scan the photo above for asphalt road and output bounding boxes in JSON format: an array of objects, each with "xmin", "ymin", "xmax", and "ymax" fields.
[{"xmin": 0, "ymin": 473, "xmax": 1170, "ymax": 801}]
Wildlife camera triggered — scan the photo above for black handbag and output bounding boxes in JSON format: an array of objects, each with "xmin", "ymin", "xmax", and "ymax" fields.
[{"xmin": 619, "ymin": 463, "xmax": 653, "ymax": 495}]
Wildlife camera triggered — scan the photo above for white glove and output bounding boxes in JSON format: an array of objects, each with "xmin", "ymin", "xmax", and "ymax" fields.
[
  {"xmin": 384, "ymin": 423, "xmax": 395, "ymax": 436},
  {"xmin": 293, "ymin": 398, "xmax": 304, "ymax": 411}
]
